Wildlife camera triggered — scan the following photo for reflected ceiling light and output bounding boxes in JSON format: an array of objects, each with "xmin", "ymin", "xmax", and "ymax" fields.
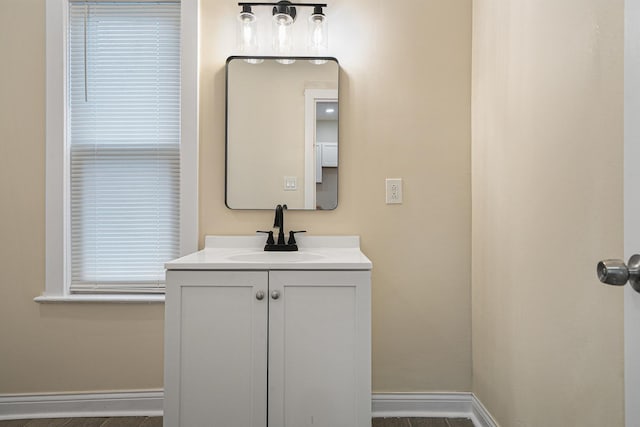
[
  {"xmin": 237, "ymin": 1, "xmax": 328, "ymax": 59},
  {"xmin": 325, "ymin": 108, "xmax": 334, "ymax": 113}
]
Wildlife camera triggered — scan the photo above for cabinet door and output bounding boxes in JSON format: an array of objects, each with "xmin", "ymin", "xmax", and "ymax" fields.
[
  {"xmin": 268, "ymin": 270, "xmax": 371, "ymax": 427},
  {"xmin": 164, "ymin": 270, "xmax": 268, "ymax": 427},
  {"xmin": 321, "ymin": 142, "xmax": 338, "ymax": 167}
]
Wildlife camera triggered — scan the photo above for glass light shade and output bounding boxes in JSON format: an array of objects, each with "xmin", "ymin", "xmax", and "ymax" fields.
[
  {"xmin": 237, "ymin": 10, "xmax": 258, "ymax": 54},
  {"xmin": 307, "ymin": 12, "xmax": 328, "ymax": 56},
  {"xmin": 272, "ymin": 13, "xmax": 294, "ymax": 57}
]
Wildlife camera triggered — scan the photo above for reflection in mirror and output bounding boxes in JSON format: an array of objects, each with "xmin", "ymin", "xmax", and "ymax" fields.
[
  {"xmin": 315, "ymin": 101, "xmax": 338, "ymax": 209},
  {"xmin": 226, "ymin": 57, "xmax": 339, "ymax": 210}
]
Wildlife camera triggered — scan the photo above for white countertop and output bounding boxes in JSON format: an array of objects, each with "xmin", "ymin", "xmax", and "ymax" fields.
[{"xmin": 165, "ymin": 235, "xmax": 372, "ymax": 271}]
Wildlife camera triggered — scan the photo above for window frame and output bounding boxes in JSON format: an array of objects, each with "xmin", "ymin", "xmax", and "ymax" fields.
[{"xmin": 38, "ymin": 0, "xmax": 199, "ymax": 303}]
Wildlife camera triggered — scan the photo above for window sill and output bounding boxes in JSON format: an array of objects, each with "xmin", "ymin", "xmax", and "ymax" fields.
[{"xmin": 34, "ymin": 294, "xmax": 165, "ymax": 304}]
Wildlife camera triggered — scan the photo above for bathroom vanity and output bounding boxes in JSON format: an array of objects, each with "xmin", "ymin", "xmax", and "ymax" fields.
[{"xmin": 163, "ymin": 235, "xmax": 372, "ymax": 427}]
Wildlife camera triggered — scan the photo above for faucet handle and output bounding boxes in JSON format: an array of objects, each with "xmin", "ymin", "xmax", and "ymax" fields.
[
  {"xmin": 287, "ymin": 230, "xmax": 306, "ymax": 245},
  {"xmin": 257, "ymin": 230, "xmax": 275, "ymax": 245}
]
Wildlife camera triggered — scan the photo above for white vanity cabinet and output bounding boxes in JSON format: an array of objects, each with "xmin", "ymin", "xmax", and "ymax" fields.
[{"xmin": 164, "ymin": 236, "xmax": 372, "ymax": 427}]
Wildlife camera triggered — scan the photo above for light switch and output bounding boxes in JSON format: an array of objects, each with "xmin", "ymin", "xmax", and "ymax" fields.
[{"xmin": 284, "ymin": 176, "xmax": 297, "ymax": 191}]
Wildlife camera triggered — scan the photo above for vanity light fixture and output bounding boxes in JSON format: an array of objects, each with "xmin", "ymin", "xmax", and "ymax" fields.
[{"xmin": 237, "ymin": 1, "xmax": 328, "ymax": 61}]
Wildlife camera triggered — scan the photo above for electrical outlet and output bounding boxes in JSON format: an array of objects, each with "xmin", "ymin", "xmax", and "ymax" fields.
[{"xmin": 385, "ymin": 178, "xmax": 403, "ymax": 204}]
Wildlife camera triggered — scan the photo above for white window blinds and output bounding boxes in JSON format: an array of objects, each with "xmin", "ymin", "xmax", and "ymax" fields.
[{"xmin": 68, "ymin": 1, "xmax": 181, "ymax": 294}]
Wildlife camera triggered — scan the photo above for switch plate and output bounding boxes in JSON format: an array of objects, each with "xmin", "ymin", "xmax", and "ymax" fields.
[
  {"xmin": 284, "ymin": 176, "xmax": 297, "ymax": 191},
  {"xmin": 385, "ymin": 178, "xmax": 403, "ymax": 204}
]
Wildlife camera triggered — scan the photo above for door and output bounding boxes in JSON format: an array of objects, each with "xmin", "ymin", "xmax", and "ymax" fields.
[
  {"xmin": 267, "ymin": 270, "xmax": 371, "ymax": 427},
  {"xmin": 164, "ymin": 270, "xmax": 268, "ymax": 427},
  {"xmin": 600, "ymin": 1, "xmax": 640, "ymax": 424},
  {"xmin": 625, "ymin": 1, "xmax": 640, "ymax": 423}
]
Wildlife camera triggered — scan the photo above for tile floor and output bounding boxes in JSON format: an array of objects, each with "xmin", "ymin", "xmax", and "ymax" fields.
[
  {"xmin": 0, "ymin": 417, "xmax": 475, "ymax": 427},
  {"xmin": 373, "ymin": 418, "xmax": 474, "ymax": 427},
  {"xmin": 0, "ymin": 418, "xmax": 161, "ymax": 427}
]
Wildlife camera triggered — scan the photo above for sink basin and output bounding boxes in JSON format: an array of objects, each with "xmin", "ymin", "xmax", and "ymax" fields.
[{"xmin": 228, "ymin": 251, "xmax": 326, "ymax": 263}]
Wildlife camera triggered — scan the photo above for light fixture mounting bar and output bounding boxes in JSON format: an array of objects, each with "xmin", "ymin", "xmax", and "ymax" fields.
[{"xmin": 237, "ymin": 2, "xmax": 327, "ymax": 8}]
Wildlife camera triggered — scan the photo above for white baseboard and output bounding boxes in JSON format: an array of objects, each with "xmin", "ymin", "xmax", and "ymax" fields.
[
  {"xmin": 0, "ymin": 390, "xmax": 498, "ymax": 427},
  {"xmin": 372, "ymin": 393, "xmax": 498, "ymax": 427},
  {"xmin": 372, "ymin": 392, "xmax": 474, "ymax": 419},
  {"xmin": 0, "ymin": 390, "xmax": 163, "ymax": 420},
  {"xmin": 471, "ymin": 394, "xmax": 499, "ymax": 427}
]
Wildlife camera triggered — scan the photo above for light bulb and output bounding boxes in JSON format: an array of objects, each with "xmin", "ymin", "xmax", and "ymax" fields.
[
  {"xmin": 307, "ymin": 9, "xmax": 328, "ymax": 57},
  {"xmin": 237, "ymin": 7, "xmax": 258, "ymax": 54},
  {"xmin": 272, "ymin": 12, "xmax": 294, "ymax": 57}
]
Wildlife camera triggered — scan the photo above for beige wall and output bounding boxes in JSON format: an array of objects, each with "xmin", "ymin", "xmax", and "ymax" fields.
[
  {"xmin": 202, "ymin": 0, "xmax": 473, "ymax": 392},
  {"xmin": 0, "ymin": 0, "xmax": 471, "ymax": 394},
  {"xmin": 471, "ymin": 0, "xmax": 625, "ymax": 425},
  {"xmin": 0, "ymin": 0, "xmax": 165, "ymax": 393}
]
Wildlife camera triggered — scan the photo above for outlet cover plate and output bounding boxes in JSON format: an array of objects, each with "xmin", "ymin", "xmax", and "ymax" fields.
[{"xmin": 386, "ymin": 178, "xmax": 402, "ymax": 204}]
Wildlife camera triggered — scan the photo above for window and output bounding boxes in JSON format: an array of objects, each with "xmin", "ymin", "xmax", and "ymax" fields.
[
  {"xmin": 41, "ymin": 0, "xmax": 198, "ymax": 302},
  {"xmin": 68, "ymin": 2, "xmax": 180, "ymax": 293}
]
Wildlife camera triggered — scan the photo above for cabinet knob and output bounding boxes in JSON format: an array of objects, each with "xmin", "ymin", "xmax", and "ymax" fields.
[
  {"xmin": 271, "ymin": 290, "xmax": 280, "ymax": 300},
  {"xmin": 256, "ymin": 291, "xmax": 265, "ymax": 301}
]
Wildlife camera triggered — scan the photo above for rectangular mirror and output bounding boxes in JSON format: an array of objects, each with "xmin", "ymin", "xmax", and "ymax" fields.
[{"xmin": 226, "ymin": 56, "xmax": 339, "ymax": 210}]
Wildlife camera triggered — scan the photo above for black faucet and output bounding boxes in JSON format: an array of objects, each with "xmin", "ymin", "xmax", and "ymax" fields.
[
  {"xmin": 258, "ymin": 204, "xmax": 305, "ymax": 251},
  {"xmin": 274, "ymin": 204, "xmax": 286, "ymax": 245}
]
